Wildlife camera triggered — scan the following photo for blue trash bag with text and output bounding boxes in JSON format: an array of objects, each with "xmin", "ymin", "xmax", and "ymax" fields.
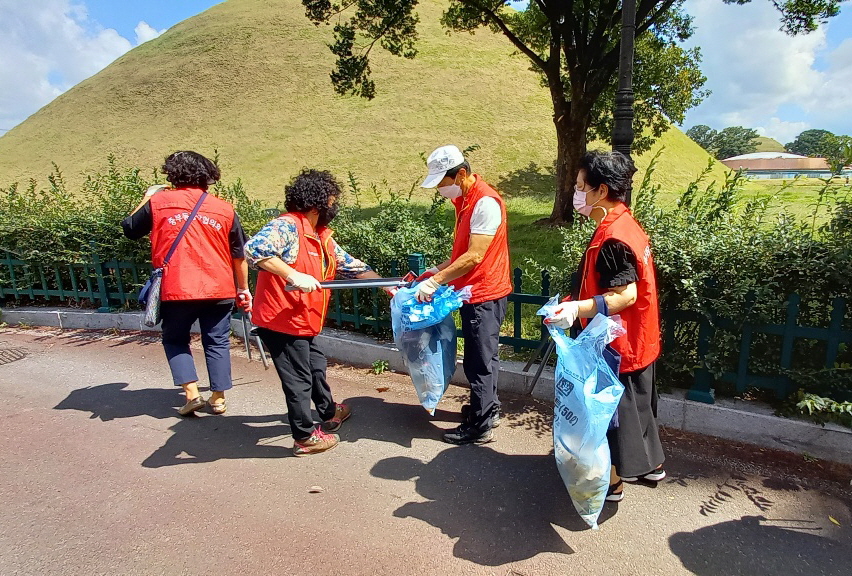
[
  {"xmin": 391, "ymin": 284, "xmax": 472, "ymax": 413},
  {"xmin": 538, "ymin": 295, "xmax": 625, "ymax": 529}
]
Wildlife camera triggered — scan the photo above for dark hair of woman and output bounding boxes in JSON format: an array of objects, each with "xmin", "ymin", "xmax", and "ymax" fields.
[
  {"xmin": 162, "ymin": 151, "xmax": 221, "ymax": 189},
  {"xmin": 285, "ymin": 169, "xmax": 342, "ymax": 213},
  {"xmin": 579, "ymin": 150, "xmax": 636, "ymax": 203}
]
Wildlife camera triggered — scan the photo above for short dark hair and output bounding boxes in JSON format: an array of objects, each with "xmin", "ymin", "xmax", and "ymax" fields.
[
  {"xmin": 285, "ymin": 169, "xmax": 341, "ymax": 213},
  {"xmin": 162, "ymin": 151, "xmax": 221, "ymax": 189},
  {"xmin": 579, "ymin": 150, "xmax": 636, "ymax": 203},
  {"xmin": 445, "ymin": 160, "xmax": 471, "ymax": 179}
]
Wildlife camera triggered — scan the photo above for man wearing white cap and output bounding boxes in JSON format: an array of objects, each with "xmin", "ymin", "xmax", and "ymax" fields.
[{"xmin": 417, "ymin": 145, "xmax": 512, "ymax": 444}]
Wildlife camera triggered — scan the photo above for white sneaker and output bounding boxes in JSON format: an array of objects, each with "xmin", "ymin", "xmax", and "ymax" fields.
[{"xmin": 622, "ymin": 468, "xmax": 667, "ymax": 483}]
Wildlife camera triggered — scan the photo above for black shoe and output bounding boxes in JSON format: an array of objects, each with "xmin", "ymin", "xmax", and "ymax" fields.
[
  {"xmin": 443, "ymin": 424, "xmax": 494, "ymax": 445},
  {"xmin": 460, "ymin": 404, "xmax": 501, "ymax": 428}
]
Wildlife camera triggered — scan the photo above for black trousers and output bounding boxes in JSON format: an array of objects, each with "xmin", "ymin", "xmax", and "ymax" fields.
[
  {"xmin": 460, "ymin": 297, "xmax": 508, "ymax": 432},
  {"xmin": 607, "ymin": 362, "xmax": 666, "ymax": 478},
  {"xmin": 257, "ymin": 328, "xmax": 336, "ymax": 441}
]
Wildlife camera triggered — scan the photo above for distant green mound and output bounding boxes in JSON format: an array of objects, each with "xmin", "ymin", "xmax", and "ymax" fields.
[
  {"xmin": 754, "ymin": 136, "xmax": 787, "ymax": 153},
  {"xmin": 0, "ymin": 0, "xmax": 725, "ymax": 205}
]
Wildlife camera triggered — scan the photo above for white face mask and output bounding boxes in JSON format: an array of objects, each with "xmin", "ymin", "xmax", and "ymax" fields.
[
  {"xmin": 438, "ymin": 182, "xmax": 462, "ymax": 199},
  {"xmin": 572, "ymin": 187, "xmax": 594, "ymax": 217}
]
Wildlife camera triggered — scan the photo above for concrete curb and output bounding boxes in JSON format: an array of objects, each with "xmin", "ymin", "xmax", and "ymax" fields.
[{"xmin": 4, "ymin": 306, "xmax": 851, "ymax": 464}]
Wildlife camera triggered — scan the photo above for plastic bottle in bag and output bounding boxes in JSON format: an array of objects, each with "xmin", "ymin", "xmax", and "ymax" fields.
[{"xmin": 391, "ymin": 284, "xmax": 472, "ymax": 413}]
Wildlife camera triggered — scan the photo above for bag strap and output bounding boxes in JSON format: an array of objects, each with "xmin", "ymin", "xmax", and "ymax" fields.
[{"xmin": 162, "ymin": 192, "xmax": 208, "ymax": 267}]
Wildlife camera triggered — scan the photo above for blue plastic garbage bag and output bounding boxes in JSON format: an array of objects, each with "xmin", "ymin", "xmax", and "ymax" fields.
[
  {"xmin": 391, "ymin": 284, "xmax": 472, "ymax": 413},
  {"xmin": 538, "ymin": 295, "xmax": 625, "ymax": 529}
]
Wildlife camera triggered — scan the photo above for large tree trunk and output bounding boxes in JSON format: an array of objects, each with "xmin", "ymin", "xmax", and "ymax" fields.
[{"xmin": 546, "ymin": 97, "xmax": 591, "ymax": 226}]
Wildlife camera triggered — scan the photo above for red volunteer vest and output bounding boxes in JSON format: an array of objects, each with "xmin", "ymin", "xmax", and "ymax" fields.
[
  {"xmin": 252, "ymin": 213, "xmax": 338, "ymax": 337},
  {"xmin": 579, "ymin": 203, "xmax": 661, "ymax": 373},
  {"xmin": 149, "ymin": 187, "xmax": 237, "ymax": 301},
  {"xmin": 449, "ymin": 175, "xmax": 512, "ymax": 304}
]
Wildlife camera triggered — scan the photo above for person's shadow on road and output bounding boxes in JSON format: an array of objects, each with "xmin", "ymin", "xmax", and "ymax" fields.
[
  {"xmin": 54, "ymin": 382, "xmax": 182, "ymax": 421},
  {"xmin": 340, "ymin": 395, "xmax": 459, "ymax": 448},
  {"xmin": 370, "ymin": 446, "xmax": 617, "ymax": 566},
  {"xmin": 54, "ymin": 382, "xmax": 293, "ymax": 466},
  {"xmin": 669, "ymin": 515, "xmax": 852, "ymax": 576}
]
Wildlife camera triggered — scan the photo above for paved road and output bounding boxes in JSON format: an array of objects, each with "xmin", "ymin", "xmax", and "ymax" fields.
[{"xmin": 0, "ymin": 328, "xmax": 850, "ymax": 576}]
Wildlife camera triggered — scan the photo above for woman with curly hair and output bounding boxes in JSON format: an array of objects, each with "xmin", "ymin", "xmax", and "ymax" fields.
[
  {"xmin": 245, "ymin": 169, "xmax": 383, "ymax": 456},
  {"xmin": 122, "ymin": 151, "xmax": 252, "ymax": 416}
]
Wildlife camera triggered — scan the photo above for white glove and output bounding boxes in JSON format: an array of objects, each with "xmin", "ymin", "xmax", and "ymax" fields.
[
  {"xmin": 545, "ymin": 302, "xmax": 580, "ymax": 329},
  {"xmin": 236, "ymin": 289, "xmax": 253, "ymax": 313},
  {"xmin": 286, "ymin": 270, "xmax": 322, "ymax": 293},
  {"xmin": 144, "ymin": 184, "xmax": 167, "ymax": 197},
  {"xmin": 415, "ymin": 278, "xmax": 440, "ymax": 303}
]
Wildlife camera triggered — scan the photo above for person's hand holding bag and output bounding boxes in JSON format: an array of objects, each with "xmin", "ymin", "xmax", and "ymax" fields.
[{"xmin": 544, "ymin": 301, "xmax": 580, "ymax": 329}]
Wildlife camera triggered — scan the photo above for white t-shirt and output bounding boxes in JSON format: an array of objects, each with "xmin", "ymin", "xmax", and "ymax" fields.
[{"xmin": 469, "ymin": 197, "xmax": 502, "ymax": 235}]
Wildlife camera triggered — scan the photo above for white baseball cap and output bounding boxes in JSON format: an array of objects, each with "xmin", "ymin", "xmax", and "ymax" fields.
[{"xmin": 421, "ymin": 145, "xmax": 465, "ymax": 188}]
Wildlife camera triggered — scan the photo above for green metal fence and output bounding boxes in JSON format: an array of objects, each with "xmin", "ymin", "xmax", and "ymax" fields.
[
  {"xmin": 1, "ymin": 243, "xmax": 151, "ymax": 313},
  {"xmin": 666, "ymin": 294, "xmax": 851, "ymax": 404},
  {"xmin": 3, "ymin": 246, "xmax": 849, "ymax": 405}
]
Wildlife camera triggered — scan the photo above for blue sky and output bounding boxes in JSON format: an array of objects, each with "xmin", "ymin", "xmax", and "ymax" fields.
[
  {"xmin": 81, "ymin": 0, "xmax": 222, "ymax": 39},
  {"xmin": 1, "ymin": 0, "xmax": 850, "ymax": 143}
]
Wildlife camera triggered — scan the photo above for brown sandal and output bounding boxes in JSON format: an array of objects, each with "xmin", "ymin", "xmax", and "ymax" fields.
[
  {"xmin": 208, "ymin": 399, "xmax": 227, "ymax": 415},
  {"xmin": 178, "ymin": 396, "xmax": 205, "ymax": 416}
]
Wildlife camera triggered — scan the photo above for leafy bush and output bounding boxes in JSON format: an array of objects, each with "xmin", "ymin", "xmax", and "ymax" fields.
[{"xmin": 332, "ymin": 173, "xmax": 452, "ymax": 274}]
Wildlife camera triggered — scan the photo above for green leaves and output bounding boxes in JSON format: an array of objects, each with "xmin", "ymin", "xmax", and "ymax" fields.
[
  {"xmin": 686, "ymin": 125, "xmax": 761, "ymax": 160},
  {"xmin": 304, "ymin": 0, "xmax": 420, "ymax": 100}
]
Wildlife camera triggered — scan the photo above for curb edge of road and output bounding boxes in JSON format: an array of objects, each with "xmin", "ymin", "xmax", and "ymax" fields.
[{"xmin": 3, "ymin": 306, "xmax": 851, "ymax": 465}]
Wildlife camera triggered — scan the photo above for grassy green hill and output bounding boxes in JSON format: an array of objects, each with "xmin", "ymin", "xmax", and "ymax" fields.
[
  {"xmin": 754, "ymin": 136, "xmax": 786, "ymax": 153},
  {"xmin": 0, "ymin": 0, "xmax": 724, "ymax": 206}
]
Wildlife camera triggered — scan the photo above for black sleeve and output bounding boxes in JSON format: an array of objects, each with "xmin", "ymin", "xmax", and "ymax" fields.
[
  {"xmin": 229, "ymin": 212, "xmax": 249, "ymax": 258},
  {"xmin": 595, "ymin": 239, "xmax": 638, "ymax": 290},
  {"xmin": 120, "ymin": 202, "xmax": 153, "ymax": 240}
]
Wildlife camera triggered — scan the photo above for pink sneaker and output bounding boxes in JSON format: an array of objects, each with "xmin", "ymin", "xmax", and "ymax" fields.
[
  {"xmin": 293, "ymin": 428, "xmax": 340, "ymax": 457},
  {"xmin": 321, "ymin": 403, "xmax": 351, "ymax": 433}
]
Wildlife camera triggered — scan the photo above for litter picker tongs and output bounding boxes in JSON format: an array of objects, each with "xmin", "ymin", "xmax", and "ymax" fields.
[
  {"xmin": 240, "ymin": 311, "xmax": 269, "ymax": 369},
  {"xmin": 284, "ymin": 275, "xmax": 415, "ymax": 291}
]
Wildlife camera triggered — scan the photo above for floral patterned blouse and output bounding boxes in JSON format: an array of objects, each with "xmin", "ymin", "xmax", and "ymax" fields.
[{"xmin": 244, "ymin": 216, "xmax": 371, "ymax": 279}]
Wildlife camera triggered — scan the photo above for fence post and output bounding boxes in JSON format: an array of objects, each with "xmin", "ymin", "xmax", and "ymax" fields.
[
  {"xmin": 539, "ymin": 269, "xmax": 551, "ymax": 342},
  {"xmin": 776, "ymin": 293, "xmax": 800, "ymax": 398},
  {"xmin": 90, "ymin": 241, "xmax": 111, "ymax": 312},
  {"xmin": 687, "ymin": 314, "xmax": 716, "ymax": 404},
  {"xmin": 513, "ymin": 268, "xmax": 523, "ymax": 353},
  {"xmin": 825, "ymin": 297, "xmax": 846, "ymax": 369},
  {"xmin": 3, "ymin": 251, "xmax": 20, "ymax": 299},
  {"xmin": 406, "ymin": 254, "xmax": 425, "ymax": 276}
]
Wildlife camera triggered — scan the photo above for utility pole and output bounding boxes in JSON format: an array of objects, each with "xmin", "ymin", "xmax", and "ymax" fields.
[{"xmin": 612, "ymin": 0, "xmax": 637, "ymax": 206}]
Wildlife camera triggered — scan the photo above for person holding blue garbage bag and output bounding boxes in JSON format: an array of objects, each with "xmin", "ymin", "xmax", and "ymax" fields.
[
  {"xmin": 545, "ymin": 150, "xmax": 665, "ymax": 503},
  {"xmin": 417, "ymin": 145, "xmax": 512, "ymax": 445}
]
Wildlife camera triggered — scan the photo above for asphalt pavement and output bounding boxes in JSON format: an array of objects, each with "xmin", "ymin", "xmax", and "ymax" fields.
[{"xmin": 0, "ymin": 327, "xmax": 850, "ymax": 576}]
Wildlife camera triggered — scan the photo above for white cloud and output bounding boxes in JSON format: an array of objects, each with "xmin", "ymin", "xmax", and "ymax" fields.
[
  {"xmin": 754, "ymin": 118, "xmax": 810, "ymax": 146},
  {"xmin": 682, "ymin": 0, "xmax": 852, "ymax": 140},
  {"xmin": 0, "ymin": 0, "xmax": 133, "ymax": 131},
  {"xmin": 134, "ymin": 21, "xmax": 165, "ymax": 45}
]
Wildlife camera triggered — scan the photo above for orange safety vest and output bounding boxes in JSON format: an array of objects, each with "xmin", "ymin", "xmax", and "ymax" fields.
[
  {"xmin": 449, "ymin": 175, "xmax": 512, "ymax": 304},
  {"xmin": 579, "ymin": 203, "xmax": 661, "ymax": 373},
  {"xmin": 149, "ymin": 187, "xmax": 237, "ymax": 301},
  {"xmin": 252, "ymin": 212, "xmax": 338, "ymax": 337}
]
